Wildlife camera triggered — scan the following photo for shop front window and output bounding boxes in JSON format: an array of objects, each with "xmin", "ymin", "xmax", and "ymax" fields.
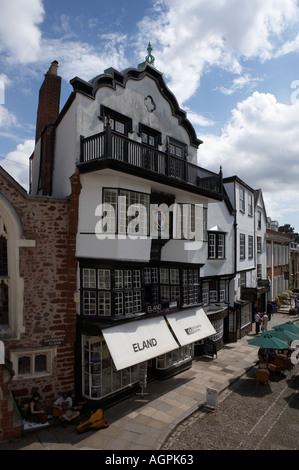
[
  {"xmin": 156, "ymin": 345, "xmax": 192, "ymax": 369},
  {"xmin": 82, "ymin": 335, "xmax": 140, "ymax": 400}
]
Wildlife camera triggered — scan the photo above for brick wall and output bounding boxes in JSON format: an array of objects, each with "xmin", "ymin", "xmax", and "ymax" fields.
[{"xmin": 0, "ymin": 169, "xmax": 80, "ymax": 436}]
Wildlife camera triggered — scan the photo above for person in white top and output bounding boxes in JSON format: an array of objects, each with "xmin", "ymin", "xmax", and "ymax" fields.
[{"xmin": 262, "ymin": 313, "xmax": 269, "ymax": 331}]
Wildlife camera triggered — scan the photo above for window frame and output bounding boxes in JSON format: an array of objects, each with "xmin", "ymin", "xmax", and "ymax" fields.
[
  {"xmin": 102, "ymin": 188, "xmax": 150, "ymax": 237},
  {"xmin": 208, "ymin": 232, "xmax": 226, "ymax": 259},
  {"xmin": 240, "ymin": 233, "xmax": 246, "ymax": 259},
  {"xmin": 239, "ymin": 188, "xmax": 245, "ymax": 213},
  {"xmin": 10, "ymin": 347, "xmax": 57, "ymax": 379},
  {"xmin": 248, "ymin": 235, "xmax": 254, "ymax": 259}
]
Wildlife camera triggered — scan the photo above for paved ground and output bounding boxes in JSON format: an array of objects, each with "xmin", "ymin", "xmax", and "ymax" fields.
[
  {"xmin": 162, "ymin": 360, "xmax": 299, "ymax": 450},
  {"xmin": 0, "ymin": 308, "xmax": 297, "ymax": 451}
]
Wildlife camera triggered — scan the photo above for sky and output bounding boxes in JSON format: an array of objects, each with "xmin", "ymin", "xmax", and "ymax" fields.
[{"xmin": 1, "ymin": 0, "xmax": 299, "ymax": 232}]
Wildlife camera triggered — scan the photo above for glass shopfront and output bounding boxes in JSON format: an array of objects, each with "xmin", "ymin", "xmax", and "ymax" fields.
[
  {"xmin": 82, "ymin": 335, "xmax": 140, "ymax": 400},
  {"xmin": 156, "ymin": 345, "xmax": 192, "ymax": 370}
]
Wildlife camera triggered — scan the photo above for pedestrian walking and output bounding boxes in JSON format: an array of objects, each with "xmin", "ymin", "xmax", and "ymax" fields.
[{"xmin": 262, "ymin": 312, "xmax": 269, "ymax": 331}]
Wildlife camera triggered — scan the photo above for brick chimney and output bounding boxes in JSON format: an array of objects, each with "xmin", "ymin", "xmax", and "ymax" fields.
[
  {"xmin": 34, "ymin": 61, "xmax": 61, "ymax": 196},
  {"xmin": 35, "ymin": 60, "xmax": 61, "ymax": 143}
]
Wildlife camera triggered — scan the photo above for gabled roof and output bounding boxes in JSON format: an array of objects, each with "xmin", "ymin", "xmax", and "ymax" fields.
[{"xmin": 70, "ymin": 63, "xmax": 202, "ymax": 149}]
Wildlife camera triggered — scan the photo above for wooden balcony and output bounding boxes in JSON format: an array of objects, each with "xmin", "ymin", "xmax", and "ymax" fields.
[{"xmin": 78, "ymin": 126, "xmax": 223, "ymax": 198}]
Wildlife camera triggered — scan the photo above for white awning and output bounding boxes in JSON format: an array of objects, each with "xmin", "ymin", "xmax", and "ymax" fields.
[
  {"xmin": 102, "ymin": 316, "xmax": 179, "ymax": 371},
  {"xmin": 166, "ymin": 307, "xmax": 216, "ymax": 347}
]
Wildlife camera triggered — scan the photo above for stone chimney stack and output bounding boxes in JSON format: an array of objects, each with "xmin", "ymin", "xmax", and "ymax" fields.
[
  {"xmin": 32, "ymin": 61, "xmax": 61, "ymax": 196},
  {"xmin": 35, "ymin": 60, "xmax": 61, "ymax": 143}
]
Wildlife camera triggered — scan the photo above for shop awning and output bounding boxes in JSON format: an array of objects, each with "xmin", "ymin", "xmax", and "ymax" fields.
[
  {"xmin": 102, "ymin": 316, "xmax": 179, "ymax": 371},
  {"xmin": 165, "ymin": 307, "xmax": 216, "ymax": 347}
]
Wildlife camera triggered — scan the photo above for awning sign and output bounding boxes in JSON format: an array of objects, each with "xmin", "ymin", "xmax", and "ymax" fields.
[
  {"xmin": 166, "ymin": 307, "xmax": 216, "ymax": 346},
  {"xmin": 102, "ymin": 316, "xmax": 179, "ymax": 370}
]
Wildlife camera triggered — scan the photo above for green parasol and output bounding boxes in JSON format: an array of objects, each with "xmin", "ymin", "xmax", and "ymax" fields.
[
  {"xmin": 268, "ymin": 327, "xmax": 298, "ymax": 343},
  {"xmin": 275, "ymin": 321, "xmax": 299, "ymax": 334},
  {"xmin": 247, "ymin": 332, "xmax": 289, "ymax": 349}
]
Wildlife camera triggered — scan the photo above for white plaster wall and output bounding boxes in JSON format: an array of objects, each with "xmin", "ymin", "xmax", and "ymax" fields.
[
  {"xmin": 52, "ymin": 99, "xmax": 78, "ymax": 197},
  {"xmin": 200, "ymin": 199, "xmax": 235, "ymax": 278},
  {"xmin": 76, "ymin": 170, "xmax": 210, "ymax": 264}
]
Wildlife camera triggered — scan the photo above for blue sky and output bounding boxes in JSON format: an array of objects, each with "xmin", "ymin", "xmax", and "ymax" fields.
[{"xmin": 1, "ymin": 0, "xmax": 299, "ymax": 232}]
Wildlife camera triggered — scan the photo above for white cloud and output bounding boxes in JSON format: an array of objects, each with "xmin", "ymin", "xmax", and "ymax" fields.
[
  {"xmin": 37, "ymin": 32, "xmax": 129, "ymax": 83},
  {"xmin": 0, "ymin": 105, "xmax": 17, "ymax": 128},
  {"xmin": 0, "ymin": 0, "xmax": 44, "ymax": 63},
  {"xmin": 197, "ymin": 91, "xmax": 299, "ymax": 229},
  {"xmin": 185, "ymin": 108, "xmax": 215, "ymax": 127},
  {"xmin": 139, "ymin": 0, "xmax": 299, "ymax": 104},
  {"xmin": 0, "ymin": 139, "xmax": 34, "ymax": 190},
  {"xmin": 0, "ymin": 140, "xmax": 33, "ymax": 191},
  {"xmin": 217, "ymin": 74, "xmax": 264, "ymax": 96}
]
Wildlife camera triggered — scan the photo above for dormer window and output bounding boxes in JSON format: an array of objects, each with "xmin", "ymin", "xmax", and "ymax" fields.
[
  {"xmin": 167, "ymin": 137, "xmax": 187, "ymax": 159},
  {"xmin": 139, "ymin": 123, "xmax": 162, "ymax": 149},
  {"xmin": 100, "ymin": 105, "xmax": 132, "ymax": 136}
]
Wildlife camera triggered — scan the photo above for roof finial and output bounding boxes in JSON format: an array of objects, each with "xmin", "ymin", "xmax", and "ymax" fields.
[{"xmin": 145, "ymin": 42, "xmax": 155, "ymax": 66}]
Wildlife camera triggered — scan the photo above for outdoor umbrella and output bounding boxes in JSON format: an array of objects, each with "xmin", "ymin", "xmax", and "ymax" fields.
[
  {"xmin": 247, "ymin": 332, "xmax": 289, "ymax": 349},
  {"xmin": 268, "ymin": 326, "xmax": 298, "ymax": 343},
  {"xmin": 275, "ymin": 321, "xmax": 299, "ymax": 334}
]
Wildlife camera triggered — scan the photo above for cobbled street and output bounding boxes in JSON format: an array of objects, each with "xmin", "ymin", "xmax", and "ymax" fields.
[{"xmin": 162, "ymin": 367, "xmax": 299, "ymax": 450}]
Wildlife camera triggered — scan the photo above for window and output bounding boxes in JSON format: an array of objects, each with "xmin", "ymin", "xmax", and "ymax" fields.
[
  {"xmin": 168, "ymin": 138, "xmax": 186, "ymax": 159},
  {"xmin": 102, "ymin": 188, "xmax": 150, "ymax": 237},
  {"xmin": 240, "ymin": 272, "xmax": 246, "ymax": 287},
  {"xmin": 208, "ymin": 232, "xmax": 225, "ymax": 259},
  {"xmin": 139, "ymin": 124, "xmax": 161, "ymax": 148},
  {"xmin": 257, "ymin": 211, "xmax": 262, "ymax": 229},
  {"xmin": 0, "ymin": 203, "xmax": 30, "ymax": 339},
  {"xmin": 0, "ymin": 281, "xmax": 8, "ymax": 325},
  {"xmin": 239, "ymin": 188, "xmax": 245, "ymax": 212},
  {"xmin": 100, "ymin": 106, "xmax": 132, "ymax": 136},
  {"xmin": 248, "ymin": 235, "xmax": 254, "ymax": 259},
  {"xmin": 156, "ymin": 345, "xmax": 192, "ymax": 369},
  {"xmin": 202, "ymin": 283, "xmax": 209, "ymax": 305},
  {"xmin": 240, "ymin": 233, "xmax": 246, "ymax": 259},
  {"xmin": 82, "ymin": 336, "xmax": 140, "ymax": 400},
  {"xmin": 0, "ymin": 227, "xmax": 8, "ymax": 325},
  {"xmin": 81, "ymin": 267, "xmax": 142, "ymax": 317},
  {"xmin": 257, "ymin": 264, "xmax": 262, "ymax": 279},
  {"xmin": 0, "ymin": 235, "xmax": 8, "ymax": 276},
  {"xmin": 219, "ymin": 280, "xmax": 226, "ymax": 302},
  {"xmin": 248, "ymin": 194, "xmax": 253, "ymax": 216},
  {"xmin": 176, "ymin": 204, "xmax": 204, "ymax": 241},
  {"xmin": 257, "ymin": 236, "xmax": 262, "ymax": 253},
  {"xmin": 10, "ymin": 348, "xmax": 56, "ymax": 379},
  {"xmin": 167, "ymin": 137, "xmax": 188, "ymax": 180},
  {"xmin": 182, "ymin": 269, "xmax": 200, "ymax": 306}
]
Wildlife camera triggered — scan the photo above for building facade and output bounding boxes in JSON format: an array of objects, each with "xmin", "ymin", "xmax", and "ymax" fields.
[
  {"xmin": 266, "ymin": 218, "xmax": 292, "ymax": 302},
  {"xmin": 0, "ymin": 166, "xmax": 78, "ymax": 438},
  {"xmin": 29, "ymin": 57, "xmax": 224, "ymax": 407}
]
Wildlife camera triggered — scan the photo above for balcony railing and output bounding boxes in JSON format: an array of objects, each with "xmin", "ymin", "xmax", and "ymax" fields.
[{"xmin": 79, "ymin": 127, "xmax": 223, "ymax": 195}]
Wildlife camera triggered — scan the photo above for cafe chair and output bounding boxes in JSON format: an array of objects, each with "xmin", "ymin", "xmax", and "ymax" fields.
[{"xmin": 255, "ymin": 369, "xmax": 269, "ymax": 387}]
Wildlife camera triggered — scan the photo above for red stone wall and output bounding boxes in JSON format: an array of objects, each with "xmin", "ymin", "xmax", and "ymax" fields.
[{"xmin": 0, "ymin": 169, "xmax": 80, "ymax": 425}]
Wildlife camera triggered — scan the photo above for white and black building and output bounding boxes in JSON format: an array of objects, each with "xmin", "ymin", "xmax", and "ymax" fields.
[{"xmin": 30, "ymin": 53, "xmax": 225, "ymax": 406}]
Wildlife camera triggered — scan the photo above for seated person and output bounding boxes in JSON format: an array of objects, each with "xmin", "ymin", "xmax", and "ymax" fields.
[
  {"xmin": 258, "ymin": 348, "xmax": 267, "ymax": 362},
  {"xmin": 27, "ymin": 392, "xmax": 47, "ymax": 423},
  {"xmin": 53, "ymin": 392, "xmax": 80, "ymax": 423},
  {"xmin": 265, "ymin": 348, "xmax": 276, "ymax": 363}
]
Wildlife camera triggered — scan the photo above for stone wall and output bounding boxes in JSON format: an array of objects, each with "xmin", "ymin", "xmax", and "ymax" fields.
[{"xmin": 0, "ymin": 168, "xmax": 80, "ymax": 437}]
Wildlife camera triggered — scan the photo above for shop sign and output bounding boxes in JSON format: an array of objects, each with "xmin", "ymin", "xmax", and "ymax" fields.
[{"xmin": 42, "ymin": 337, "xmax": 66, "ymax": 347}]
